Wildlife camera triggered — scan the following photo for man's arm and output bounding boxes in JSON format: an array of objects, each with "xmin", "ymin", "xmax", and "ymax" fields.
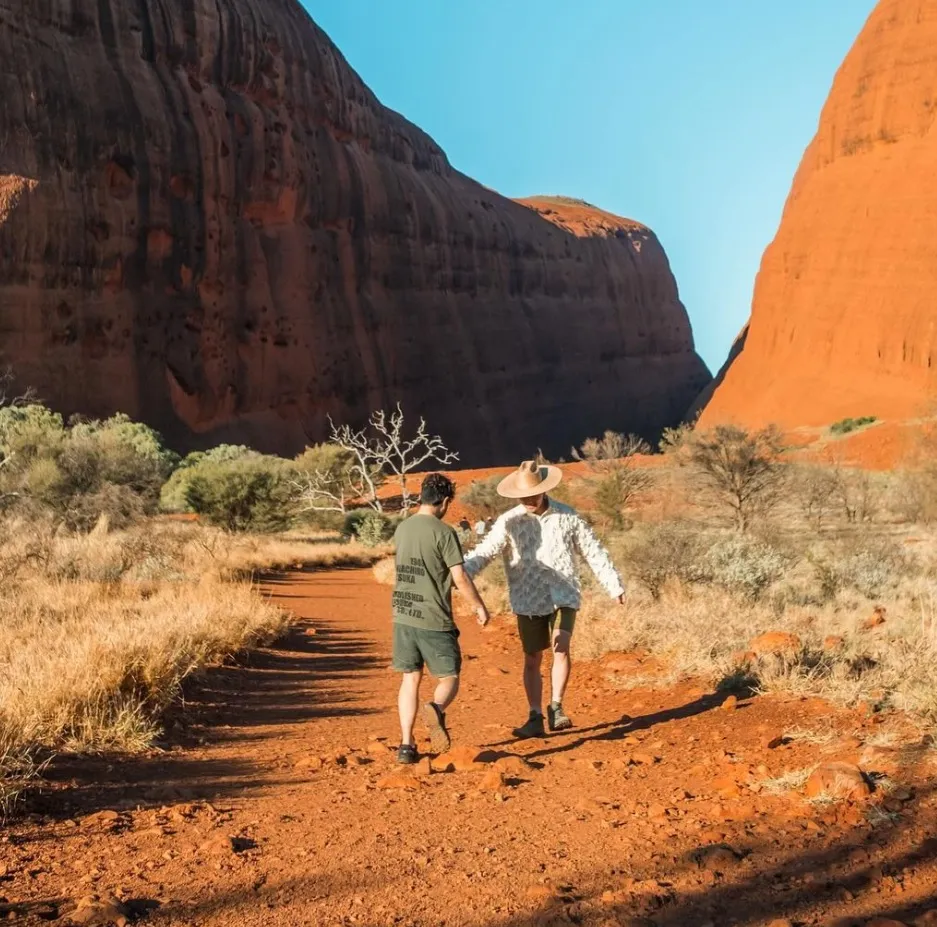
[
  {"xmin": 573, "ymin": 517, "xmax": 626, "ymax": 603},
  {"xmin": 462, "ymin": 515, "xmax": 508, "ymax": 578},
  {"xmin": 451, "ymin": 564, "xmax": 490, "ymax": 626}
]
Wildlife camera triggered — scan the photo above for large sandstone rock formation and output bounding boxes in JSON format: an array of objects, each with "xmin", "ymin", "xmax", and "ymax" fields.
[
  {"xmin": 700, "ymin": 0, "xmax": 937, "ymax": 430},
  {"xmin": 0, "ymin": 1, "xmax": 709, "ymax": 464}
]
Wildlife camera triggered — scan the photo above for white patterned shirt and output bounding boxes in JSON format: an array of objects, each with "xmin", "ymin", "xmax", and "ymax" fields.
[{"xmin": 463, "ymin": 500, "xmax": 625, "ymax": 615}]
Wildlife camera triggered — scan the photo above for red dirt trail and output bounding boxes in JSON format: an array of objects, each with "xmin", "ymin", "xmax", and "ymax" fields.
[{"xmin": 4, "ymin": 570, "xmax": 937, "ymax": 926}]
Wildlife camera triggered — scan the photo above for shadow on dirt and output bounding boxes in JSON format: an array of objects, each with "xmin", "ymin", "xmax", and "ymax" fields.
[{"xmin": 24, "ymin": 604, "xmax": 382, "ymax": 822}]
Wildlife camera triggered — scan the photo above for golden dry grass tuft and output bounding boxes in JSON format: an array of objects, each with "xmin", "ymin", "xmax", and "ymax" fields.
[{"xmin": 0, "ymin": 518, "xmax": 386, "ymax": 815}]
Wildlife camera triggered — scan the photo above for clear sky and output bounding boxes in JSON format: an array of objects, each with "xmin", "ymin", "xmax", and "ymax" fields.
[{"xmin": 304, "ymin": 1, "xmax": 877, "ymax": 374}]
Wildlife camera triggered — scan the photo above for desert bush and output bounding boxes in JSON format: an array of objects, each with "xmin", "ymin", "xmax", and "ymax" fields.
[
  {"xmin": 891, "ymin": 468, "xmax": 937, "ymax": 525},
  {"xmin": 184, "ymin": 458, "xmax": 294, "ymax": 532},
  {"xmin": 625, "ymin": 523, "xmax": 707, "ymax": 600},
  {"xmin": 704, "ymin": 535, "xmax": 787, "ymax": 601},
  {"xmin": 573, "ymin": 431, "xmax": 650, "ymax": 465},
  {"xmin": 460, "ymin": 475, "xmax": 514, "ymax": 519},
  {"xmin": 832, "ymin": 466, "xmax": 884, "ymax": 524},
  {"xmin": 811, "ymin": 534, "xmax": 914, "ymax": 600},
  {"xmin": 830, "ymin": 415, "xmax": 877, "ymax": 435},
  {"xmin": 675, "ymin": 424, "xmax": 786, "ymax": 531},
  {"xmin": 792, "ymin": 464, "xmax": 840, "ymax": 531},
  {"xmin": 590, "ymin": 464, "xmax": 653, "ymax": 529}
]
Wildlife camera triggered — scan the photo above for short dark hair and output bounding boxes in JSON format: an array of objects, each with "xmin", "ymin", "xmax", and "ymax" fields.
[{"xmin": 421, "ymin": 473, "xmax": 455, "ymax": 506}]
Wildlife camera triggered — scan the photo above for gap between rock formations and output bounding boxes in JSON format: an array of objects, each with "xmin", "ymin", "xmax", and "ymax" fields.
[{"xmin": 2, "ymin": 569, "xmax": 937, "ymax": 927}]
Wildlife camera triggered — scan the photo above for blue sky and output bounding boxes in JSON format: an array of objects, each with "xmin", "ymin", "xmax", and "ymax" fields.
[{"xmin": 305, "ymin": 1, "xmax": 876, "ymax": 373}]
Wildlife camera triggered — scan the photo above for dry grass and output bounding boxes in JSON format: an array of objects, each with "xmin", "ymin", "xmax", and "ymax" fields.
[{"xmin": 0, "ymin": 517, "xmax": 385, "ymax": 815}]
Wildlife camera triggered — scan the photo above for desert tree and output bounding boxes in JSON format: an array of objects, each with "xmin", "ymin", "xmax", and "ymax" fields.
[{"xmin": 678, "ymin": 424, "xmax": 786, "ymax": 532}]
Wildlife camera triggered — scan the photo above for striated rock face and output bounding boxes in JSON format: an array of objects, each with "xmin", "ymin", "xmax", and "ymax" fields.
[
  {"xmin": 0, "ymin": 1, "xmax": 709, "ymax": 464},
  {"xmin": 700, "ymin": 0, "xmax": 937, "ymax": 431}
]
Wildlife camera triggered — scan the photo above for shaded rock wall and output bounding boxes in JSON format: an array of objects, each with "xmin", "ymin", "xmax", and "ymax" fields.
[{"xmin": 0, "ymin": 0, "xmax": 709, "ymax": 464}]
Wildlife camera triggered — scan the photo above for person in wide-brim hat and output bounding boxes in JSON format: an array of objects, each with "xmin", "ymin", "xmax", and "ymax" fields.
[{"xmin": 464, "ymin": 459, "xmax": 626, "ymax": 739}]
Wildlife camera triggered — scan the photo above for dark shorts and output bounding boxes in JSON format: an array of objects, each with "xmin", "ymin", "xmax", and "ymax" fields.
[
  {"xmin": 516, "ymin": 608, "xmax": 577, "ymax": 655},
  {"xmin": 392, "ymin": 623, "xmax": 462, "ymax": 677}
]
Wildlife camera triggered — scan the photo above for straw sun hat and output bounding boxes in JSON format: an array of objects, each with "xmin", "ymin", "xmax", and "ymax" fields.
[{"xmin": 496, "ymin": 460, "xmax": 563, "ymax": 499}]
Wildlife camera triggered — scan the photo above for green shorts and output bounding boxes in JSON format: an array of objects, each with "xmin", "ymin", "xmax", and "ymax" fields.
[
  {"xmin": 516, "ymin": 608, "xmax": 577, "ymax": 655},
  {"xmin": 392, "ymin": 623, "xmax": 462, "ymax": 678}
]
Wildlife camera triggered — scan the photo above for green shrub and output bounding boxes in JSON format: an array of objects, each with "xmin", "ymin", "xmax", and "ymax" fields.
[
  {"xmin": 184, "ymin": 459, "xmax": 293, "ymax": 532},
  {"xmin": 356, "ymin": 512, "xmax": 395, "ymax": 547},
  {"xmin": 830, "ymin": 416, "xmax": 877, "ymax": 436},
  {"xmin": 0, "ymin": 405, "xmax": 176, "ymax": 530},
  {"xmin": 342, "ymin": 509, "xmax": 395, "ymax": 545},
  {"xmin": 159, "ymin": 445, "xmax": 259, "ymax": 513}
]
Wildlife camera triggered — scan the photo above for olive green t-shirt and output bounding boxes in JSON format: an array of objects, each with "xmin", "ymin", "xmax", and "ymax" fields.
[{"xmin": 392, "ymin": 514, "xmax": 464, "ymax": 631}]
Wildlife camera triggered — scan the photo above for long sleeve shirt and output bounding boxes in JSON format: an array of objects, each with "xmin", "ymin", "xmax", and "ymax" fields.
[{"xmin": 463, "ymin": 500, "xmax": 625, "ymax": 615}]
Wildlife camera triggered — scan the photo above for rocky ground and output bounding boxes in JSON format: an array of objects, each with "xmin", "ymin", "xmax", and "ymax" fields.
[{"xmin": 2, "ymin": 568, "xmax": 937, "ymax": 926}]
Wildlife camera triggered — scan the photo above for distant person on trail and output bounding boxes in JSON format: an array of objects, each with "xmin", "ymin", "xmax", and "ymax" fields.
[
  {"xmin": 392, "ymin": 473, "xmax": 490, "ymax": 765},
  {"xmin": 474, "ymin": 518, "xmax": 487, "ymax": 537},
  {"xmin": 464, "ymin": 460, "xmax": 625, "ymax": 739}
]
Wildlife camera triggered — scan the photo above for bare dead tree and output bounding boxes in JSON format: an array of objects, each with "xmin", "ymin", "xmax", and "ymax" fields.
[
  {"xmin": 327, "ymin": 404, "xmax": 458, "ymax": 512},
  {"xmin": 367, "ymin": 404, "xmax": 458, "ymax": 511}
]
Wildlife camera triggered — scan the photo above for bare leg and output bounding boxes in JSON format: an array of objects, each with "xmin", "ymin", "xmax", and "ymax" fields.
[
  {"xmin": 523, "ymin": 650, "xmax": 544, "ymax": 714},
  {"xmin": 398, "ymin": 671, "xmax": 422, "ymax": 745},
  {"xmin": 550, "ymin": 630, "xmax": 572, "ymax": 705},
  {"xmin": 433, "ymin": 674, "xmax": 460, "ymax": 711}
]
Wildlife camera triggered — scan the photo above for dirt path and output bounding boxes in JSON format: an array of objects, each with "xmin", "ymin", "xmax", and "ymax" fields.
[{"xmin": 4, "ymin": 569, "xmax": 937, "ymax": 927}]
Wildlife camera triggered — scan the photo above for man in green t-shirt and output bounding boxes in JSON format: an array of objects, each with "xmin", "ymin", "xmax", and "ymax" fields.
[{"xmin": 392, "ymin": 473, "xmax": 490, "ymax": 764}]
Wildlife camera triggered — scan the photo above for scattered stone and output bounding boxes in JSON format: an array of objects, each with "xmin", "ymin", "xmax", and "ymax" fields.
[
  {"xmin": 805, "ymin": 763, "xmax": 872, "ymax": 802},
  {"xmin": 525, "ymin": 884, "xmax": 555, "ymax": 902},
  {"xmin": 693, "ymin": 845, "xmax": 742, "ymax": 875},
  {"xmin": 858, "ymin": 745, "xmax": 901, "ymax": 775},
  {"xmin": 413, "ymin": 757, "xmax": 432, "ymax": 778},
  {"xmin": 366, "ymin": 741, "xmax": 390, "ymax": 757},
  {"xmin": 198, "ymin": 834, "xmax": 254, "ymax": 856},
  {"xmin": 82, "ymin": 810, "xmax": 122, "ymax": 831},
  {"xmin": 294, "ymin": 755, "xmax": 324, "ymax": 771},
  {"xmin": 764, "ymin": 734, "xmax": 787, "ymax": 749},
  {"xmin": 823, "ymin": 635, "xmax": 846, "ymax": 651},
  {"xmin": 68, "ymin": 896, "xmax": 131, "ymax": 926},
  {"xmin": 494, "ymin": 755, "xmax": 533, "ymax": 776},
  {"xmin": 478, "ymin": 769, "xmax": 506, "ymax": 792},
  {"xmin": 731, "ymin": 649, "xmax": 757, "ymax": 666},
  {"xmin": 432, "ymin": 744, "xmax": 482, "ymax": 773},
  {"xmin": 721, "ymin": 695, "xmax": 738, "ymax": 711},
  {"xmin": 376, "ymin": 774, "xmax": 422, "ymax": 791},
  {"xmin": 749, "ymin": 631, "xmax": 801, "ymax": 656},
  {"xmin": 862, "ymin": 606, "xmax": 887, "ymax": 630},
  {"xmin": 767, "ymin": 920, "xmax": 794, "ymax": 927},
  {"xmin": 865, "ymin": 920, "xmax": 908, "ymax": 927},
  {"xmin": 630, "ymin": 753, "xmax": 659, "ymax": 767}
]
